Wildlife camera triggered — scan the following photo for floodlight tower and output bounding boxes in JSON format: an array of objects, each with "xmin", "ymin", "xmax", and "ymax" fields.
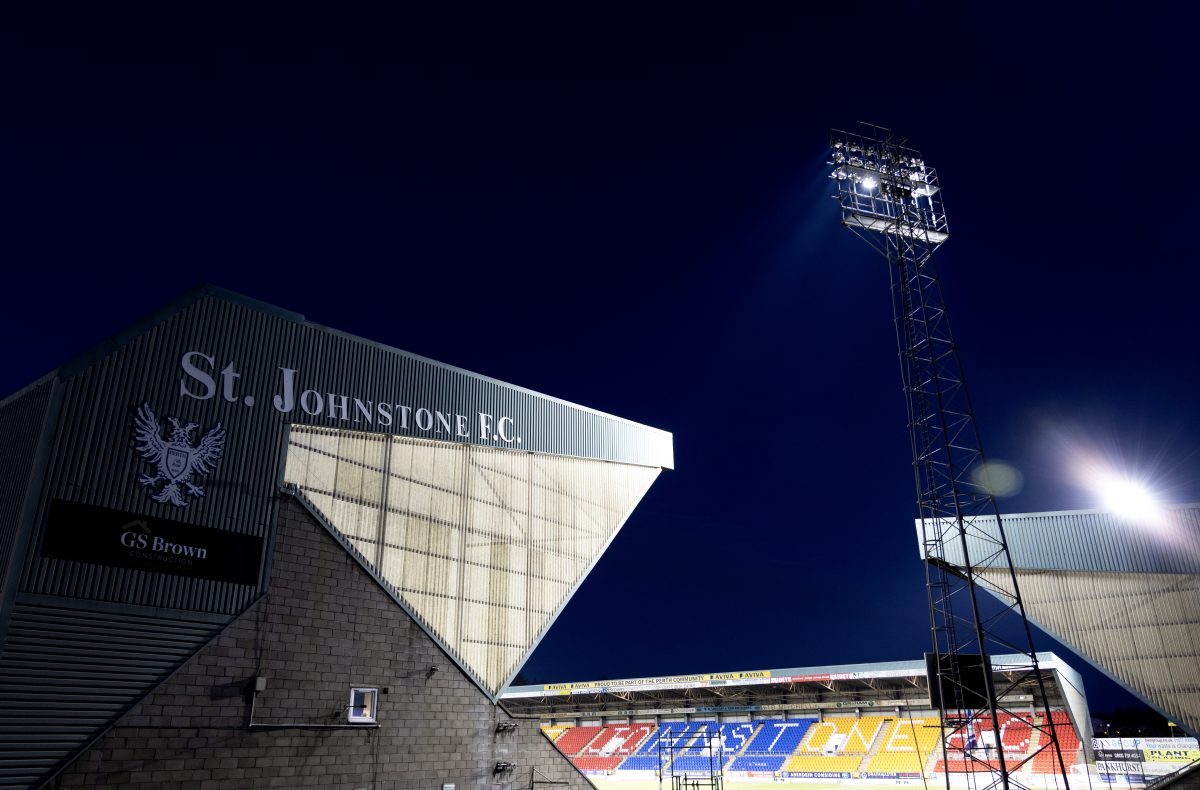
[{"xmin": 827, "ymin": 124, "xmax": 1071, "ymax": 790}]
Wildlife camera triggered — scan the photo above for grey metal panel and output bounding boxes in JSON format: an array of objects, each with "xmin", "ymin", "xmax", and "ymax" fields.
[
  {"xmin": 0, "ymin": 594, "xmax": 228, "ymax": 790},
  {"xmin": 19, "ymin": 286, "xmax": 670, "ymax": 612},
  {"xmin": 0, "ymin": 377, "xmax": 54, "ymax": 609},
  {"xmin": 915, "ymin": 505, "xmax": 1200, "ymax": 574}
]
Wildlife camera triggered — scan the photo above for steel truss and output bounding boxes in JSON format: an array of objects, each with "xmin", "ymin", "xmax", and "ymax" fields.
[
  {"xmin": 828, "ymin": 123, "xmax": 1072, "ymax": 790},
  {"xmin": 658, "ymin": 725, "xmax": 724, "ymax": 790}
]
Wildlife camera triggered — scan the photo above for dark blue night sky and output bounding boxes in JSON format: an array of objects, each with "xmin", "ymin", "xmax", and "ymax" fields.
[{"xmin": 3, "ymin": 4, "xmax": 1197, "ymax": 717}]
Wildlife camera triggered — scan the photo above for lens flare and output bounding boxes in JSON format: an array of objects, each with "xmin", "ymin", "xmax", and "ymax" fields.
[
  {"xmin": 1092, "ymin": 472, "xmax": 1165, "ymax": 525},
  {"xmin": 1038, "ymin": 419, "xmax": 1178, "ymax": 534},
  {"xmin": 971, "ymin": 460, "xmax": 1023, "ymax": 497}
]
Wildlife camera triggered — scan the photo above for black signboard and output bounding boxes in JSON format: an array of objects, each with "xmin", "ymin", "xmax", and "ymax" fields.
[
  {"xmin": 925, "ymin": 652, "xmax": 991, "ymax": 710},
  {"xmin": 44, "ymin": 499, "xmax": 262, "ymax": 585}
]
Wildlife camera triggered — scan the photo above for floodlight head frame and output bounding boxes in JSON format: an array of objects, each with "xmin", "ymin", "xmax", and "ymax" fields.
[{"xmin": 830, "ymin": 123, "xmax": 949, "ymax": 254}]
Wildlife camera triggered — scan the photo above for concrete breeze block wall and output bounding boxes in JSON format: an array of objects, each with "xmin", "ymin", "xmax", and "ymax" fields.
[{"xmin": 48, "ymin": 497, "xmax": 594, "ymax": 790}]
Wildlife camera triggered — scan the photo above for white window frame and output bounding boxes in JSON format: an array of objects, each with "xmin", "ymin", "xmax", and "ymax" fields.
[{"xmin": 348, "ymin": 687, "xmax": 379, "ymax": 723}]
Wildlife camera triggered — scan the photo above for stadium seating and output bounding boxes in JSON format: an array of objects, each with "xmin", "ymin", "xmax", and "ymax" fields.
[
  {"xmin": 743, "ymin": 719, "xmax": 816, "ymax": 754},
  {"xmin": 672, "ymin": 721, "xmax": 721, "ymax": 755},
  {"xmin": 618, "ymin": 756, "xmax": 661, "ymax": 771},
  {"xmin": 581, "ymin": 724, "xmax": 654, "ymax": 755},
  {"xmin": 641, "ymin": 722, "xmax": 707, "ymax": 754},
  {"xmin": 782, "ymin": 754, "xmax": 863, "ymax": 773},
  {"xmin": 554, "ymin": 725, "xmax": 602, "ymax": 755},
  {"xmin": 729, "ymin": 755, "xmax": 787, "ymax": 772},
  {"xmin": 934, "ymin": 711, "xmax": 1081, "ymax": 774},
  {"xmin": 944, "ymin": 714, "xmax": 1029, "ymax": 757},
  {"xmin": 797, "ymin": 716, "xmax": 887, "ymax": 754},
  {"xmin": 715, "ymin": 723, "xmax": 756, "ymax": 756},
  {"xmin": 991, "ymin": 716, "xmax": 1033, "ymax": 753},
  {"xmin": 672, "ymin": 755, "xmax": 726, "ymax": 773},
  {"xmin": 572, "ymin": 756, "xmax": 622, "ymax": 771},
  {"xmin": 864, "ymin": 717, "xmax": 942, "ymax": 775},
  {"xmin": 778, "ymin": 716, "xmax": 887, "ymax": 775},
  {"xmin": 551, "ymin": 710, "xmax": 1082, "ymax": 779},
  {"xmin": 1031, "ymin": 712, "xmax": 1080, "ymax": 773}
]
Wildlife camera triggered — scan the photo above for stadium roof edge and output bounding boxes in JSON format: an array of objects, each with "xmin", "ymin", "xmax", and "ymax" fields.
[
  {"xmin": 6, "ymin": 283, "xmax": 673, "ymax": 468},
  {"xmin": 916, "ymin": 501, "xmax": 1200, "ymax": 521},
  {"xmin": 499, "ymin": 651, "xmax": 1075, "ymax": 698}
]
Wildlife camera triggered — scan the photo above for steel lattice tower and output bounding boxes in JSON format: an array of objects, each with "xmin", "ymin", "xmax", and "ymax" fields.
[{"xmin": 828, "ymin": 123, "xmax": 1072, "ymax": 790}]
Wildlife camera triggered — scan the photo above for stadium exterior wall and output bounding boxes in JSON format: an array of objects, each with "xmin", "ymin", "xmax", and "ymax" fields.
[
  {"xmin": 48, "ymin": 496, "xmax": 597, "ymax": 790},
  {"xmin": 0, "ymin": 376, "xmax": 57, "ymax": 626},
  {"xmin": 0, "ymin": 286, "xmax": 670, "ymax": 789}
]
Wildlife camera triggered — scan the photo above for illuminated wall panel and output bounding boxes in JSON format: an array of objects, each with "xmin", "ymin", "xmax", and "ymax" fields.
[
  {"xmin": 285, "ymin": 425, "xmax": 659, "ymax": 697},
  {"xmin": 979, "ymin": 567, "xmax": 1200, "ymax": 736},
  {"xmin": 920, "ymin": 505, "xmax": 1200, "ymax": 738}
]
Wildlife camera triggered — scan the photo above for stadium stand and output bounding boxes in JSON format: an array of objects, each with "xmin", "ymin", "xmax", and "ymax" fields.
[
  {"xmin": 716, "ymin": 723, "xmax": 756, "ymax": 756},
  {"xmin": 554, "ymin": 725, "xmax": 602, "ymax": 755},
  {"xmin": 1031, "ymin": 712, "xmax": 1080, "ymax": 772},
  {"xmin": 744, "ymin": 719, "xmax": 815, "ymax": 754},
  {"xmin": 672, "ymin": 756, "xmax": 725, "ymax": 772},
  {"xmin": 581, "ymin": 724, "xmax": 654, "ymax": 755},
  {"xmin": 728, "ymin": 755, "xmax": 787, "ymax": 772},
  {"xmin": 618, "ymin": 756, "xmax": 661, "ymax": 771},
  {"xmin": 636, "ymin": 723, "xmax": 679, "ymax": 755},
  {"xmin": 572, "ymin": 757, "xmax": 623, "ymax": 771},
  {"xmin": 550, "ymin": 710, "xmax": 1082, "ymax": 778},
  {"xmin": 783, "ymin": 754, "xmax": 864, "ymax": 773},
  {"xmin": 797, "ymin": 716, "xmax": 887, "ymax": 754},
  {"xmin": 672, "ymin": 721, "xmax": 720, "ymax": 755},
  {"xmin": 648, "ymin": 722, "xmax": 708, "ymax": 753},
  {"xmin": 782, "ymin": 716, "xmax": 887, "ymax": 775},
  {"xmin": 934, "ymin": 711, "xmax": 1080, "ymax": 774},
  {"xmin": 864, "ymin": 717, "xmax": 942, "ymax": 775}
]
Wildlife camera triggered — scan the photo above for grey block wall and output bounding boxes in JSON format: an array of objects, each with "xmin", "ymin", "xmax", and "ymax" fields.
[{"xmin": 47, "ymin": 497, "xmax": 595, "ymax": 790}]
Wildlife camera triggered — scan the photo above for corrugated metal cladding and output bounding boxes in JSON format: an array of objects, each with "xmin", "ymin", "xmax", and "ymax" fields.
[
  {"xmin": 915, "ymin": 506, "xmax": 1200, "ymax": 574},
  {"xmin": 914, "ymin": 507, "xmax": 1200, "ymax": 738},
  {"xmin": 0, "ymin": 377, "xmax": 54, "ymax": 600},
  {"xmin": 0, "ymin": 594, "xmax": 227, "ymax": 789},
  {"xmin": 978, "ymin": 568, "xmax": 1200, "ymax": 739},
  {"xmin": 285, "ymin": 425, "xmax": 661, "ymax": 698},
  {"xmin": 0, "ymin": 286, "xmax": 672, "ymax": 790},
  {"xmin": 19, "ymin": 286, "xmax": 672, "ymax": 611}
]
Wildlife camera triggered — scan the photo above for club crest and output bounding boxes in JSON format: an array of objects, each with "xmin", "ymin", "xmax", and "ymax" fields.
[{"xmin": 132, "ymin": 402, "xmax": 225, "ymax": 507}]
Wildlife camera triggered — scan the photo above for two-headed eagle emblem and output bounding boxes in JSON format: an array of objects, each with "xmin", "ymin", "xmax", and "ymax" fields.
[{"xmin": 132, "ymin": 403, "xmax": 225, "ymax": 507}]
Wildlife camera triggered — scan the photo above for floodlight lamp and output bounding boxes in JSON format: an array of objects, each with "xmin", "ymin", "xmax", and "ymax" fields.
[
  {"xmin": 861, "ymin": 177, "xmax": 878, "ymax": 190},
  {"xmin": 1097, "ymin": 475, "xmax": 1164, "ymax": 525}
]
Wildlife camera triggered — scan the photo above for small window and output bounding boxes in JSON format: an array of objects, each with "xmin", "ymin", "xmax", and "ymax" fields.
[{"xmin": 349, "ymin": 687, "xmax": 378, "ymax": 723}]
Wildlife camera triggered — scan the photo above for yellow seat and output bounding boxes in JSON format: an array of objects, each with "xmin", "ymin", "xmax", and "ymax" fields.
[{"xmin": 864, "ymin": 717, "xmax": 942, "ymax": 775}]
